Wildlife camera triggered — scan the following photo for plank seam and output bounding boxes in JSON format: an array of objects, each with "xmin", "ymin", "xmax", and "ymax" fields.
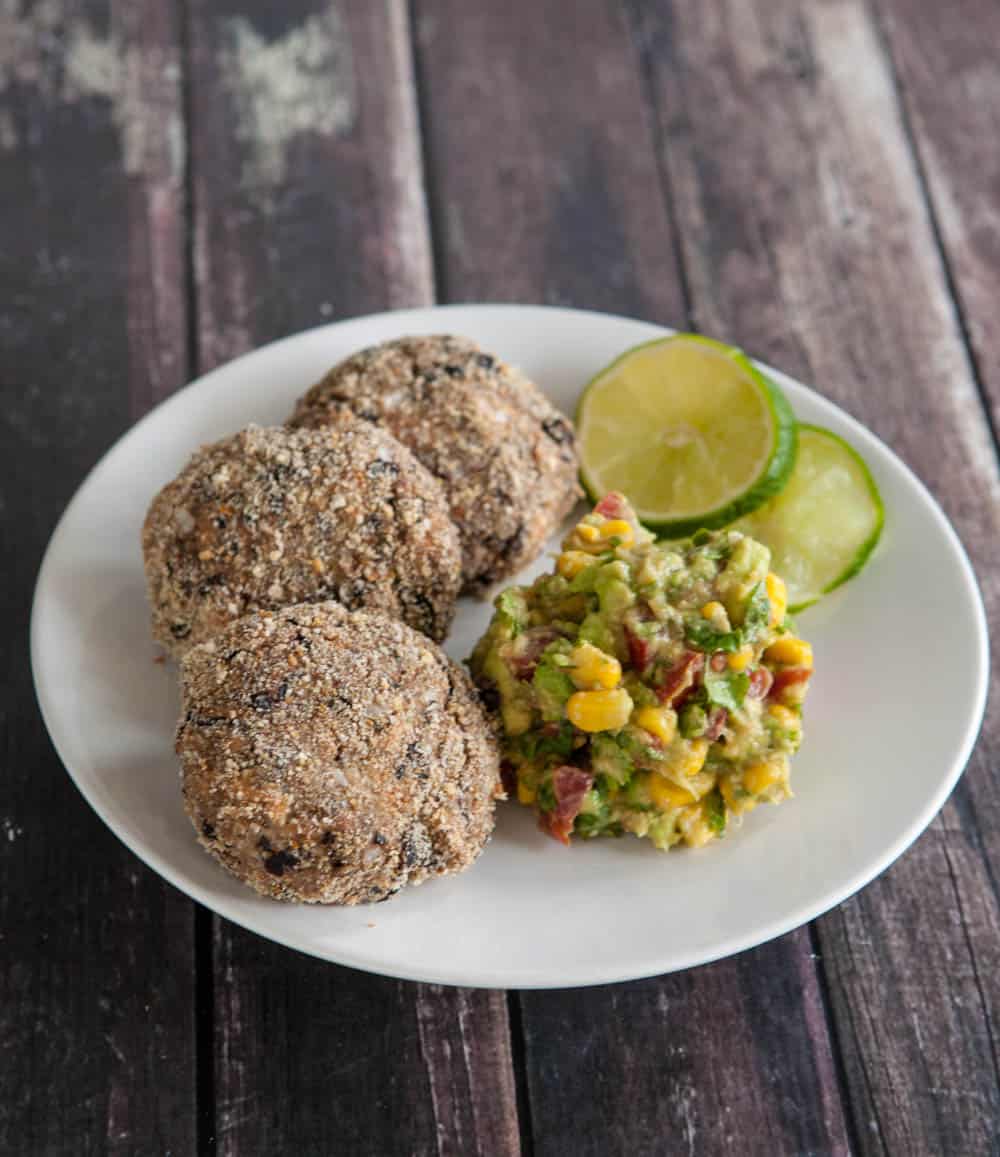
[
  {"xmin": 406, "ymin": 0, "xmax": 446, "ymax": 302},
  {"xmin": 938, "ymin": 835, "xmax": 1000, "ymax": 1089},
  {"xmin": 622, "ymin": 0, "xmax": 695, "ymax": 329},
  {"xmin": 179, "ymin": 0, "xmax": 216, "ymax": 1150},
  {"xmin": 866, "ymin": 0, "xmax": 1000, "ymax": 465},
  {"xmin": 831, "ymin": 918, "xmax": 891, "ymax": 1155},
  {"xmin": 808, "ymin": 922, "xmax": 867, "ymax": 1156},
  {"xmin": 505, "ymin": 991, "xmax": 536, "ymax": 1157},
  {"xmin": 180, "ymin": 0, "xmax": 202, "ymax": 382},
  {"xmin": 194, "ymin": 905, "xmax": 217, "ymax": 1157}
]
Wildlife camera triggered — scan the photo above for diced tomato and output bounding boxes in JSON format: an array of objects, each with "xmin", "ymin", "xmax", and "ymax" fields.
[
  {"xmin": 539, "ymin": 765, "xmax": 593, "ymax": 845},
  {"xmin": 509, "ymin": 627, "xmax": 560, "ymax": 680},
  {"xmin": 625, "ymin": 626, "xmax": 652, "ymax": 671},
  {"xmin": 769, "ymin": 667, "xmax": 812, "ymax": 697},
  {"xmin": 594, "ymin": 492, "xmax": 629, "ymax": 519},
  {"xmin": 704, "ymin": 707, "xmax": 728, "ymax": 741},
  {"xmin": 655, "ymin": 651, "xmax": 705, "ymax": 705},
  {"xmin": 747, "ymin": 667, "xmax": 774, "ymax": 699},
  {"xmin": 710, "ymin": 652, "xmax": 728, "ymax": 672}
]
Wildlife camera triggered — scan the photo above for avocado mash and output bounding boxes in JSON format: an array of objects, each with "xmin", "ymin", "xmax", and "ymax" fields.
[{"xmin": 469, "ymin": 493, "xmax": 813, "ymax": 849}]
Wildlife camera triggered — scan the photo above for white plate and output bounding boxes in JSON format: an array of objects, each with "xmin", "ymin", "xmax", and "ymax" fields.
[{"xmin": 31, "ymin": 305, "xmax": 988, "ymax": 988}]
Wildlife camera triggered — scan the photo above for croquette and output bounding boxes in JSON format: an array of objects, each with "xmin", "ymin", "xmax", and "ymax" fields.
[
  {"xmin": 176, "ymin": 601, "xmax": 502, "ymax": 904},
  {"xmin": 289, "ymin": 335, "xmax": 580, "ymax": 593},
  {"xmin": 142, "ymin": 421, "xmax": 461, "ymax": 657}
]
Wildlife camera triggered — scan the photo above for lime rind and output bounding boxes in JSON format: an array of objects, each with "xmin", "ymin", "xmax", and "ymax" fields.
[
  {"xmin": 789, "ymin": 424, "xmax": 884, "ymax": 611},
  {"xmin": 734, "ymin": 423, "xmax": 884, "ymax": 613},
  {"xmin": 577, "ymin": 334, "xmax": 798, "ymax": 537}
]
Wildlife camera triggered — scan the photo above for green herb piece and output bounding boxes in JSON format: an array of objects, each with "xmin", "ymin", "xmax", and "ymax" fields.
[
  {"xmin": 590, "ymin": 734, "xmax": 635, "ymax": 785},
  {"xmin": 705, "ymin": 788, "xmax": 726, "ymax": 835},
  {"xmin": 679, "ymin": 703, "xmax": 708, "ymax": 738},
  {"xmin": 536, "ymin": 779, "xmax": 556, "ymax": 813},
  {"xmin": 704, "ymin": 666, "xmax": 750, "ymax": 712},
  {"xmin": 495, "ymin": 588, "xmax": 528, "ymax": 637},
  {"xmin": 742, "ymin": 581, "xmax": 771, "ymax": 635},
  {"xmin": 685, "ymin": 618, "xmax": 743, "ymax": 653}
]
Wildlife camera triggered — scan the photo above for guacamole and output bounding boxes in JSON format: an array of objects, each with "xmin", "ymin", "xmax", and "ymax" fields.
[{"xmin": 469, "ymin": 493, "xmax": 814, "ymax": 849}]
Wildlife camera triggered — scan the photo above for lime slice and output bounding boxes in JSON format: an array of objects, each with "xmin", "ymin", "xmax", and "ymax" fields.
[
  {"xmin": 577, "ymin": 334, "xmax": 797, "ymax": 535},
  {"xmin": 733, "ymin": 424, "xmax": 884, "ymax": 611}
]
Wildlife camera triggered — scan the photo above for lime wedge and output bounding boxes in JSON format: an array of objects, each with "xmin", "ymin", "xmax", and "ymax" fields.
[
  {"xmin": 733, "ymin": 425, "xmax": 884, "ymax": 611},
  {"xmin": 577, "ymin": 334, "xmax": 797, "ymax": 535}
]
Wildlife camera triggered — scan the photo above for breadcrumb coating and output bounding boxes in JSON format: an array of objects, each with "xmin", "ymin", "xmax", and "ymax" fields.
[
  {"xmin": 143, "ymin": 420, "xmax": 461, "ymax": 657},
  {"xmin": 176, "ymin": 602, "xmax": 503, "ymax": 904},
  {"xmin": 289, "ymin": 335, "xmax": 580, "ymax": 593}
]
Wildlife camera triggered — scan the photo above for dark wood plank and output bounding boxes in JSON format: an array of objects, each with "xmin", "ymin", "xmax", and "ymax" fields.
[
  {"xmin": 185, "ymin": 2, "xmax": 519, "ymax": 1152},
  {"xmin": 872, "ymin": 0, "xmax": 1000, "ymax": 430},
  {"xmin": 411, "ymin": 0, "xmax": 684, "ymax": 317},
  {"xmin": 631, "ymin": 0, "xmax": 1000, "ymax": 1152},
  {"xmin": 413, "ymin": 2, "xmax": 854, "ymax": 1154},
  {"xmin": 189, "ymin": 0, "xmax": 432, "ymax": 366},
  {"xmin": 0, "ymin": 1, "xmax": 195, "ymax": 1153},
  {"xmin": 520, "ymin": 939, "xmax": 850, "ymax": 1156},
  {"xmin": 212, "ymin": 931, "xmax": 519, "ymax": 1155}
]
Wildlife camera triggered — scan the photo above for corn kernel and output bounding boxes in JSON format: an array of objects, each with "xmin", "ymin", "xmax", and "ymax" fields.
[
  {"xmin": 677, "ymin": 738, "xmax": 709, "ymax": 778},
  {"xmin": 686, "ymin": 769, "xmax": 717, "ymax": 800},
  {"xmin": 765, "ymin": 637, "xmax": 813, "ymax": 667},
  {"xmin": 517, "ymin": 781, "xmax": 537, "ymax": 806},
  {"xmin": 634, "ymin": 705, "xmax": 677, "ymax": 746},
  {"xmin": 647, "ymin": 773, "xmax": 695, "ymax": 809},
  {"xmin": 569, "ymin": 642, "xmax": 622, "ymax": 690},
  {"xmin": 701, "ymin": 601, "xmax": 725, "ymax": 620},
  {"xmin": 743, "ymin": 760, "xmax": 784, "ymax": 796},
  {"xmin": 720, "ymin": 777, "xmax": 757, "ymax": 815},
  {"xmin": 601, "ymin": 519, "xmax": 635, "ymax": 547},
  {"xmin": 727, "ymin": 646, "xmax": 754, "ymax": 671},
  {"xmin": 767, "ymin": 704, "xmax": 799, "ymax": 730},
  {"xmin": 765, "ymin": 572, "xmax": 787, "ymax": 625},
  {"xmin": 557, "ymin": 550, "xmax": 593, "ymax": 580},
  {"xmin": 566, "ymin": 688, "xmax": 634, "ymax": 732},
  {"xmin": 576, "ymin": 523, "xmax": 601, "ymax": 543}
]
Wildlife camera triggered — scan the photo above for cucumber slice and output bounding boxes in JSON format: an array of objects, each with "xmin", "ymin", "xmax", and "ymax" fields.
[
  {"xmin": 732, "ymin": 424, "xmax": 884, "ymax": 611},
  {"xmin": 577, "ymin": 334, "xmax": 797, "ymax": 536}
]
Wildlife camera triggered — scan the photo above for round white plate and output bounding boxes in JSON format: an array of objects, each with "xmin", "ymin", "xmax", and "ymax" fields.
[{"xmin": 31, "ymin": 305, "xmax": 988, "ymax": 988}]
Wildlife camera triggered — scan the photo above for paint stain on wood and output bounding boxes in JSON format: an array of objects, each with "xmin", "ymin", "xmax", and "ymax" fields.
[
  {"xmin": 0, "ymin": 6, "xmax": 183, "ymax": 182},
  {"xmin": 218, "ymin": 12, "xmax": 357, "ymax": 193}
]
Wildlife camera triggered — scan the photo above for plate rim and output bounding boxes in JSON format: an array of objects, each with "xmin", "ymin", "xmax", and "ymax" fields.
[{"xmin": 30, "ymin": 302, "xmax": 991, "ymax": 988}]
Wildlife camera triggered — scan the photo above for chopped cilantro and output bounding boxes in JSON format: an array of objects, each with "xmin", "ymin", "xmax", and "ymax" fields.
[
  {"xmin": 705, "ymin": 788, "xmax": 726, "ymax": 835},
  {"xmin": 495, "ymin": 588, "xmax": 528, "ymax": 637},
  {"xmin": 685, "ymin": 618, "xmax": 743, "ymax": 653},
  {"xmin": 704, "ymin": 666, "xmax": 750, "ymax": 712},
  {"xmin": 536, "ymin": 779, "xmax": 556, "ymax": 812},
  {"xmin": 679, "ymin": 703, "xmax": 708, "ymax": 738},
  {"xmin": 742, "ymin": 581, "xmax": 771, "ymax": 635},
  {"xmin": 517, "ymin": 723, "xmax": 575, "ymax": 764}
]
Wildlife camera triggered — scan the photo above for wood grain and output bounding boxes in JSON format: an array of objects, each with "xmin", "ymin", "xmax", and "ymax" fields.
[
  {"xmin": 0, "ymin": 1, "xmax": 194, "ymax": 1153},
  {"xmin": 413, "ymin": 2, "xmax": 854, "ymax": 1153},
  {"xmin": 520, "ymin": 939, "xmax": 850, "ymax": 1157},
  {"xmin": 184, "ymin": 2, "xmax": 518, "ymax": 1152},
  {"xmin": 873, "ymin": 0, "xmax": 1000, "ymax": 431},
  {"xmin": 631, "ymin": 0, "xmax": 1000, "ymax": 1152},
  {"xmin": 411, "ymin": 0, "xmax": 684, "ymax": 318},
  {"xmin": 188, "ymin": 0, "xmax": 432, "ymax": 369}
]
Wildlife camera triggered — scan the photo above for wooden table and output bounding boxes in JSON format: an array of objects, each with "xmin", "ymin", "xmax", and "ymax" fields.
[{"xmin": 3, "ymin": 2, "xmax": 998, "ymax": 1153}]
